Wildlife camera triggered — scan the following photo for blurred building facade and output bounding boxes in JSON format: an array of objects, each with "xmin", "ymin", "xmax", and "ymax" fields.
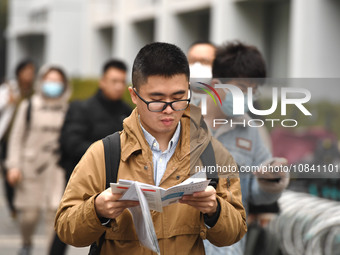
[{"xmin": 5, "ymin": 0, "xmax": 340, "ymax": 79}]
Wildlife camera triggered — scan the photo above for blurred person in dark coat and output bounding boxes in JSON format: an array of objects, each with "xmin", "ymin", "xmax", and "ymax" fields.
[
  {"xmin": 50, "ymin": 59, "xmax": 131, "ymax": 255},
  {"xmin": 58, "ymin": 59, "xmax": 131, "ymax": 181}
]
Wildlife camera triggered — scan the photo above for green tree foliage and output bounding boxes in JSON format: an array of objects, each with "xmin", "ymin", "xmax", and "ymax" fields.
[{"xmin": 69, "ymin": 78, "xmax": 135, "ymax": 108}]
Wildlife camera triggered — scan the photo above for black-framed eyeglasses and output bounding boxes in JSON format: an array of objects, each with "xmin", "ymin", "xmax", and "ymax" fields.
[{"xmin": 133, "ymin": 87, "xmax": 191, "ymax": 112}]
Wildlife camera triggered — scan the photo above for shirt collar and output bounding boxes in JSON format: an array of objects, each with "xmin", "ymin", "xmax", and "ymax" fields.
[{"xmin": 140, "ymin": 117, "xmax": 181, "ymax": 153}]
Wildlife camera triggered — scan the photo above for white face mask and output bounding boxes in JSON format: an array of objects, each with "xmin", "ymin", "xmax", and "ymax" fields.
[{"xmin": 189, "ymin": 62, "xmax": 212, "ymax": 79}]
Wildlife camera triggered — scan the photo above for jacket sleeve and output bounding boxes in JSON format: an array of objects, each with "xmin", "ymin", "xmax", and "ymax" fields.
[
  {"xmin": 0, "ymin": 84, "xmax": 9, "ymax": 111},
  {"xmin": 55, "ymin": 141, "xmax": 108, "ymax": 247},
  {"xmin": 60, "ymin": 101, "xmax": 93, "ymax": 163},
  {"xmin": 5, "ymin": 100, "xmax": 29, "ymax": 170},
  {"xmin": 250, "ymin": 128, "xmax": 286, "ymax": 205},
  {"xmin": 205, "ymin": 138, "xmax": 247, "ymax": 247}
]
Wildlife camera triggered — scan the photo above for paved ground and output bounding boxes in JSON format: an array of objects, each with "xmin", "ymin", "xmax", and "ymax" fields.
[{"xmin": 0, "ymin": 174, "xmax": 88, "ymax": 255}]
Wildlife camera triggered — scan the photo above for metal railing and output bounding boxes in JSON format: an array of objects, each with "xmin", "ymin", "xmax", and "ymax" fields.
[{"xmin": 268, "ymin": 190, "xmax": 340, "ymax": 255}]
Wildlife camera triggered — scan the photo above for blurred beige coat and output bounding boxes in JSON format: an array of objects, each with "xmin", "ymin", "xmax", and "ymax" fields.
[{"xmin": 6, "ymin": 76, "xmax": 70, "ymax": 210}]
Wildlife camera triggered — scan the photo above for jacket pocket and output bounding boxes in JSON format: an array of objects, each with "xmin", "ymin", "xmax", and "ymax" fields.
[
  {"xmin": 104, "ymin": 210, "xmax": 139, "ymax": 241},
  {"xmin": 161, "ymin": 204, "xmax": 201, "ymax": 238}
]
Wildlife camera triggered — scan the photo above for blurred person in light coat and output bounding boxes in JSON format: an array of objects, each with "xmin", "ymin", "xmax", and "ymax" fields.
[
  {"xmin": 204, "ymin": 42, "xmax": 288, "ymax": 255},
  {"xmin": 5, "ymin": 65, "xmax": 70, "ymax": 255},
  {"xmin": 188, "ymin": 41, "xmax": 289, "ymax": 255},
  {"xmin": 0, "ymin": 59, "xmax": 36, "ymax": 218}
]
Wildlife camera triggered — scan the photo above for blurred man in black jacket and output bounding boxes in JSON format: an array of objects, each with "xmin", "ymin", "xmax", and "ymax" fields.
[
  {"xmin": 59, "ymin": 59, "xmax": 132, "ymax": 181},
  {"xmin": 51, "ymin": 59, "xmax": 132, "ymax": 255}
]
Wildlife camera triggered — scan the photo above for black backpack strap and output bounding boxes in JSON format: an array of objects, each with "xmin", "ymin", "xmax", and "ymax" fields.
[
  {"xmin": 102, "ymin": 131, "xmax": 121, "ymax": 188},
  {"xmin": 200, "ymin": 141, "xmax": 219, "ymax": 189},
  {"xmin": 88, "ymin": 132, "xmax": 121, "ymax": 255}
]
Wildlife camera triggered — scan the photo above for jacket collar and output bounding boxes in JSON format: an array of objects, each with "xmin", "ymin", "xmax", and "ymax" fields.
[
  {"xmin": 121, "ymin": 108, "xmax": 147, "ymax": 161},
  {"xmin": 121, "ymin": 105, "xmax": 210, "ymax": 163},
  {"xmin": 96, "ymin": 89, "xmax": 122, "ymax": 108}
]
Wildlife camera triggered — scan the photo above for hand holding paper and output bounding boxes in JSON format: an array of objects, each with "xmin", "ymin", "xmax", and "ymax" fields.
[
  {"xmin": 179, "ymin": 185, "xmax": 218, "ymax": 216},
  {"xmin": 94, "ymin": 187, "xmax": 139, "ymax": 219},
  {"xmin": 109, "ymin": 172, "xmax": 210, "ymax": 253},
  {"xmin": 254, "ymin": 157, "xmax": 290, "ymax": 193}
]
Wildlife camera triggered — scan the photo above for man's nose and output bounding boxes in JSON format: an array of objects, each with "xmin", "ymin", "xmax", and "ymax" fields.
[{"xmin": 162, "ymin": 103, "xmax": 174, "ymax": 114}]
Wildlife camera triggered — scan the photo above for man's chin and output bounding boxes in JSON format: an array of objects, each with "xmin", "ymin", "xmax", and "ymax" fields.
[{"xmin": 157, "ymin": 123, "xmax": 178, "ymax": 134}]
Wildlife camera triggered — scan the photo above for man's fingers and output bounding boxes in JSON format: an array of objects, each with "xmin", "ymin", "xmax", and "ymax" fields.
[
  {"xmin": 101, "ymin": 189, "xmax": 124, "ymax": 202},
  {"xmin": 272, "ymin": 157, "xmax": 288, "ymax": 166},
  {"xmin": 111, "ymin": 193, "xmax": 124, "ymax": 200},
  {"xmin": 192, "ymin": 191, "xmax": 213, "ymax": 198},
  {"xmin": 104, "ymin": 187, "xmax": 124, "ymax": 199},
  {"xmin": 180, "ymin": 200, "xmax": 214, "ymax": 208},
  {"xmin": 113, "ymin": 200, "xmax": 139, "ymax": 209},
  {"xmin": 181, "ymin": 195, "xmax": 213, "ymax": 202},
  {"xmin": 191, "ymin": 186, "xmax": 216, "ymax": 198},
  {"xmin": 256, "ymin": 171, "xmax": 288, "ymax": 180}
]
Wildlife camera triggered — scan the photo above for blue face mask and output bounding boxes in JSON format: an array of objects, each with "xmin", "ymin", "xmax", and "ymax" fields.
[
  {"xmin": 42, "ymin": 81, "xmax": 64, "ymax": 98},
  {"xmin": 221, "ymin": 91, "xmax": 249, "ymax": 117}
]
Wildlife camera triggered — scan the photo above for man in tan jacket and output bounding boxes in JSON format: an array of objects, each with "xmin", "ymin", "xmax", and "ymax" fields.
[{"xmin": 55, "ymin": 42, "xmax": 247, "ymax": 254}]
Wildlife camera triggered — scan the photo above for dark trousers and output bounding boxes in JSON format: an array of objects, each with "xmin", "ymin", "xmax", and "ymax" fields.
[
  {"xmin": 49, "ymin": 234, "xmax": 67, "ymax": 255},
  {"xmin": 49, "ymin": 170, "xmax": 70, "ymax": 255}
]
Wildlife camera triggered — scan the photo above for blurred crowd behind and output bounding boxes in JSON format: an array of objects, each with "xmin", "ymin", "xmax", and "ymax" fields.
[{"xmin": 1, "ymin": 1, "xmax": 340, "ymax": 255}]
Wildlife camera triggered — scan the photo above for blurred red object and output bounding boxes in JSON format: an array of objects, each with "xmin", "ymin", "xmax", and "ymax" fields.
[{"xmin": 271, "ymin": 128, "xmax": 337, "ymax": 164}]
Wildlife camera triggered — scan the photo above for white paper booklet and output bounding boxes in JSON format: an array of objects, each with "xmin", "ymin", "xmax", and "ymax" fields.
[
  {"xmin": 127, "ymin": 182, "xmax": 160, "ymax": 254},
  {"xmin": 110, "ymin": 171, "xmax": 210, "ymax": 212}
]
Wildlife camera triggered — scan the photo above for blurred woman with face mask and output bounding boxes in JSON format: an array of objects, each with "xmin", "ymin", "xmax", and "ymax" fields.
[{"xmin": 5, "ymin": 65, "xmax": 70, "ymax": 255}]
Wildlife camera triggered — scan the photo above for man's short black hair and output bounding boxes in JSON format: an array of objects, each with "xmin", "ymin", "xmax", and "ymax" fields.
[
  {"xmin": 15, "ymin": 59, "xmax": 35, "ymax": 78},
  {"xmin": 132, "ymin": 42, "xmax": 190, "ymax": 90},
  {"xmin": 102, "ymin": 59, "xmax": 127, "ymax": 75},
  {"xmin": 212, "ymin": 41, "xmax": 266, "ymax": 79}
]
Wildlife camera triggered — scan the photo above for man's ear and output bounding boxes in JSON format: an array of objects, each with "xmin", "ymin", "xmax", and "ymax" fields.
[
  {"xmin": 211, "ymin": 78, "xmax": 221, "ymax": 88},
  {"xmin": 128, "ymin": 87, "xmax": 137, "ymax": 105},
  {"xmin": 98, "ymin": 77, "xmax": 105, "ymax": 90},
  {"xmin": 211, "ymin": 78, "xmax": 228, "ymax": 100}
]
